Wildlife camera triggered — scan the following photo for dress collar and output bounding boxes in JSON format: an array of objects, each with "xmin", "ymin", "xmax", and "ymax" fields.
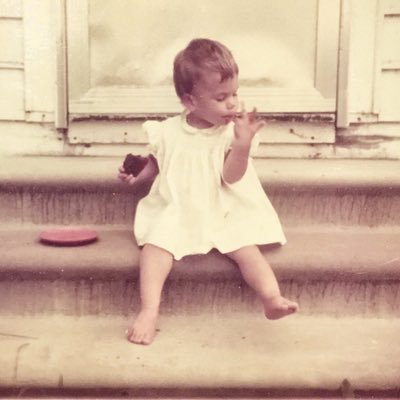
[{"xmin": 180, "ymin": 112, "xmax": 228, "ymax": 135}]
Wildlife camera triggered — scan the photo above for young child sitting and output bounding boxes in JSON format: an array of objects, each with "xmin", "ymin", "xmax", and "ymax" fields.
[{"xmin": 118, "ymin": 38, "xmax": 299, "ymax": 345}]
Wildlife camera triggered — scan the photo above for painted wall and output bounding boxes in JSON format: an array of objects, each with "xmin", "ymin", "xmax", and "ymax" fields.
[
  {"xmin": 348, "ymin": 0, "xmax": 400, "ymax": 121},
  {"xmin": 0, "ymin": 0, "xmax": 399, "ymax": 157},
  {"xmin": 0, "ymin": 0, "xmax": 24, "ymax": 120}
]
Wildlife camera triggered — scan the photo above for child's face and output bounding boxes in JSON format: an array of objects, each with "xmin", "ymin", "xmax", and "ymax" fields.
[{"xmin": 184, "ymin": 72, "xmax": 239, "ymax": 129}]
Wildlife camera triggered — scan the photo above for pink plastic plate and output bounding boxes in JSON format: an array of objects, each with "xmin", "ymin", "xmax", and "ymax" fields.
[{"xmin": 39, "ymin": 227, "xmax": 98, "ymax": 246}]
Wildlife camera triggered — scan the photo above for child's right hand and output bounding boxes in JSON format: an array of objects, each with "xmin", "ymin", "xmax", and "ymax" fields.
[
  {"xmin": 118, "ymin": 155, "xmax": 159, "ymax": 188},
  {"xmin": 118, "ymin": 166, "xmax": 140, "ymax": 185}
]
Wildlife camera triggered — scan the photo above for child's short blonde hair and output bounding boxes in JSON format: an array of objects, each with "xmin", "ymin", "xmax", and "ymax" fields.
[{"xmin": 173, "ymin": 38, "xmax": 239, "ymax": 99}]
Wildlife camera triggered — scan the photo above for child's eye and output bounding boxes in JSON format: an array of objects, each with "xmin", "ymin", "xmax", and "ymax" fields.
[{"xmin": 215, "ymin": 93, "xmax": 237, "ymax": 102}]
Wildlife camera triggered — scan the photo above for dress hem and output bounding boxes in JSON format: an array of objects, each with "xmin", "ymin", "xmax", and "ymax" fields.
[{"xmin": 136, "ymin": 238, "xmax": 287, "ymax": 261}]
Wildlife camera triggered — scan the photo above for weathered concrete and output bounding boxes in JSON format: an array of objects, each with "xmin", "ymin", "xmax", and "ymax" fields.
[
  {"xmin": 0, "ymin": 157, "xmax": 399, "ymax": 226},
  {"xmin": 1, "ymin": 185, "xmax": 399, "ymax": 227},
  {"xmin": 0, "ymin": 156, "xmax": 399, "ymax": 396},
  {"xmin": 0, "ymin": 225, "xmax": 399, "ymax": 317},
  {"xmin": 0, "ymin": 314, "xmax": 399, "ymax": 395},
  {"xmin": 1, "ymin": 157, "xmax": 399, "ymax": 189}
]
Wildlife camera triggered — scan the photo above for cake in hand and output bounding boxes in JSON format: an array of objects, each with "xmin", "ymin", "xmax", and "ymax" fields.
[{"xmin": 123, "ymin": 154, "xmax": 151, "ymax": 177}]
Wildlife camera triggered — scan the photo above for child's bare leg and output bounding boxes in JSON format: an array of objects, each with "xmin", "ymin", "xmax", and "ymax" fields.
[
  {"xmin": 127, "ymin": 244, "xmax": 173, "ymax": 345},
  {"xmin": 226, "ymin": 245, "xmax": 298, "ymax": 319}
]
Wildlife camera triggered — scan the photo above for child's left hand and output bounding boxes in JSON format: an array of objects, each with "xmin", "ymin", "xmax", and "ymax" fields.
[{"xmin": 233, "ymin": 105, "xmax": 265, "ymax": 147}]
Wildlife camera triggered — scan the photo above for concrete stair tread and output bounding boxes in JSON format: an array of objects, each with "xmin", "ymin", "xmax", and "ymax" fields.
[
  {"xmin": 0, "ymin": 158, "xmax": 399, "ymax": 396},
  {"xmin": 0, "ymin": 313, "xmax": 399, "ymax": 394},
  {"xmin": 1, "ymin": 156, "xmax": 399, "ymax": 228},
  {"xmin": 1, "ymin": 225, "xmax": 399, "ymax": 281},
  {"xmin": 1, "ymin": 156, "xmax": 400, "ymax": 189}
]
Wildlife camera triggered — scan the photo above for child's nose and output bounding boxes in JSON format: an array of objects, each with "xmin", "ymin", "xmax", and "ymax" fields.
[{"xmin": 226, "ymin": 97, "xmax": 237, "ymax": 110}]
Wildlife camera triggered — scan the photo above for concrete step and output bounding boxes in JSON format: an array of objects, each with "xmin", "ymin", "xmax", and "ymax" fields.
[
  {"xmin": 1, "ymin": 156, "xmax": 399, "ymax": 398},
  {"xmin": 0, "ymin": 156, "xmax": 399, "ymax": 226},
  {"xmin": 0, "ymin": 313, "xmax": 399, "ymax": 396},
  {"xmin": 0, "ymin": 224, "xmax": 399, "ymax": 317}
]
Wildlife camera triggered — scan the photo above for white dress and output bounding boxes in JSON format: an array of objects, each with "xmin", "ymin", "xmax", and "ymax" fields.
[{"xmin": 134, "ymin": 113, "xmax": 286, "ymax": 260}]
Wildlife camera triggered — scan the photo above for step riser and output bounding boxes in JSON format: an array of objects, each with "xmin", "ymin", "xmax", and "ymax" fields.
[
  {"xmin": 1, "ymin": 187, "xmax": 399, "ymax": 226},
  {"xmin": 0, "ymin": 278, "xmax": 398, "ymax": 317},
  {"xmin": 270, "ymin": 188, "xmax": 400, "ymax": 227},
  {"xmin": 0, "ymin": 189, "xmax": 138, "ymax": 226}
]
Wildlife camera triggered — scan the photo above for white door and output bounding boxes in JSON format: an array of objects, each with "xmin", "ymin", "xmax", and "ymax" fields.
[{"xmin": 67, "ymin": 0, "xmax": 340, "ymax": 117}]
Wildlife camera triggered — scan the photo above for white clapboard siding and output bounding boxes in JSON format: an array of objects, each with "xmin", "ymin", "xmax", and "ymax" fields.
[
  {"xmin": 23, "ymin": 0, "xmax": 56, "ymax": 115},
  {"xmin": 0, "ymin": 1, "xmax": 24, "ymax": 120},
  {"xmin": 374, "ymin": 0, "xmax": 400, "ymax": 121},
  {"xmin": 382, "ymin": 16, "xmax": 400, "ymax": 64},
  {"xmin": 380, "ymin": 71, "xmax": 400, "ymax": 121},
  {"xmin": 0, "ymin": 69, "xmax": 24, "ymax": 120},
  {"xmin": 0, "ymin": 0, "xmax": 22, "ymax": 17},
  {"xmin": 0, "ymin": 19, "xmax": 23, "ymax": 63}
]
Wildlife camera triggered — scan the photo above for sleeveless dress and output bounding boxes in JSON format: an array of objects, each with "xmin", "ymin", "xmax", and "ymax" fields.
[{"xmin": 134, "ymin": 113, "xmax": 286, "ymax": 260}]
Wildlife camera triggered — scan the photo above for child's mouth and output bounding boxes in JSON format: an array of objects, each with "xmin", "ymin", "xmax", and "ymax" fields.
[
  {"xmin": 224, "ymin": 114, "xmax": 237, "ymax": 121},
  {"xmin": 223, "ymin": 116, "xmax": 233, "ymax": 124}
]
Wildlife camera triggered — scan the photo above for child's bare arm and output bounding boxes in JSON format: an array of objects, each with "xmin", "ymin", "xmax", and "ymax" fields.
[
  {"xmin": 223, "ymin": 142, "xmax": 251, "ymax": 184},
  {"xmin": 223, "ymin": 107, "xmax": 264, "ymax": 184},
  {"xmin": 118, "ymin": 155, "xmax": 159, "ymax": 188}
]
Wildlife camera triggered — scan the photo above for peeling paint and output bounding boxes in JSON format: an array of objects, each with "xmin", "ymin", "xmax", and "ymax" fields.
[
  {"xmin": 71, "ymin": 113, "xmax": 336, "ymax": 123},
  {"xmin": 71, "ymin": 114, "xmax": 169, "ymax": 122},
  {"xmin": 336, "ymin": 135, "xmax": 398, "ymax": 149}
]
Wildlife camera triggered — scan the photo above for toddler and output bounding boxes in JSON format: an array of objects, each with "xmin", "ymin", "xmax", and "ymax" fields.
[{"xmin": 118, "ymin": 38, "xmax": 298, "ymax": 345}]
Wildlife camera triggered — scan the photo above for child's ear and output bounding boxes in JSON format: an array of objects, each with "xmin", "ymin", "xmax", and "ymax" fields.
[{"xmin": 181, "ymin": 93, "xmax": 196, "ymax": 111}]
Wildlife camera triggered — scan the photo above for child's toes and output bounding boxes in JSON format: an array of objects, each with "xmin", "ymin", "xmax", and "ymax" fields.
[
  {"xmin": 287, "ymin": 301, "xmax": 299, "ymax": 313},
  {"xmin": 126, "ymin": 327, "xmax": 139, "ymax": 343},
  {"xmin": 141, "ymin": 334, "xmax": 154, "ymax": 345}
]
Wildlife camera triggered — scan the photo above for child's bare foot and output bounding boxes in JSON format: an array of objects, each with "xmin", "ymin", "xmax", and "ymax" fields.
[
  {"xmin": 126, "ymin": 309, "xmax": 158, "ymax": 345},
  {"xmin": 263, "ymin": 295, "xmax": 299, "ymax": 320}
]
